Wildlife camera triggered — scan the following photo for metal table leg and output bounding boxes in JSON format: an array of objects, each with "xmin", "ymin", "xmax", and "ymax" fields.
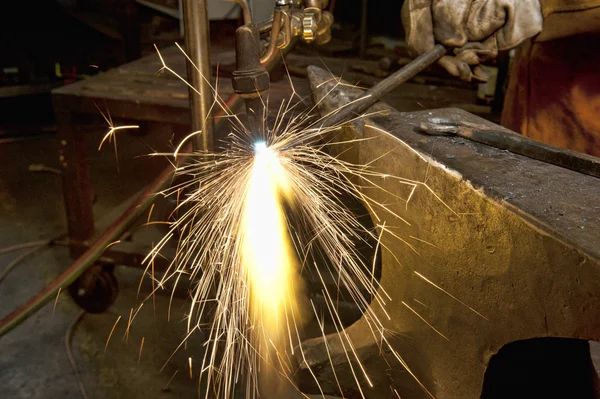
[{"xmin": 54, "ymin": 105, "xmax": 95, "ymax": 255}]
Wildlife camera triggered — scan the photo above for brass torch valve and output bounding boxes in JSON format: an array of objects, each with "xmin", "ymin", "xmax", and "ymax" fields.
[
  {"xmin": 273, "ymin": 0, "xmax": 334, "ymax": 49},
  {"xmin": 293, "ymin": 0, "xmax": 333, "ymax": 45}
]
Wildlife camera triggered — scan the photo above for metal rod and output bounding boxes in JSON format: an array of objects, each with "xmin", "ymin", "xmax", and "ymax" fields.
[
  {"xmin": 183, "ymin": 0, "xmax": 214, "ymax": 151},
  {"xmin": 323, "ymin": 44, "xmax": 447, "ymax": 128},
  {"xmin": 465, "ymin": 129, "xmax": 600, "ymax": 178},
  {"xmin": 420, "ymin": 119, "xmax": 600, "ymax": 178},
  {"xmin": 0, "ymin": 49, "xmax": 293, "ymax": 338}
]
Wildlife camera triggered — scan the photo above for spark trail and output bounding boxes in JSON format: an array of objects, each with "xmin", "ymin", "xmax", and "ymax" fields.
[{"xmin": 124, "ymin": 46, "xmax": 482, "ymax": 399}]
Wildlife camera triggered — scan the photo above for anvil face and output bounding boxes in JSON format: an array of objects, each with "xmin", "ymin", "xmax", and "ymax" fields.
[{"xmin": 298, "ymin": 66, "xmax": 600, "ymax": 399}]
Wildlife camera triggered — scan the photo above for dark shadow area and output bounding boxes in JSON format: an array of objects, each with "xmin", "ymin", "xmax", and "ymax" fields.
[{"xmin": 481, "ymin": 338, "xmax": 600, "ymax": 399}]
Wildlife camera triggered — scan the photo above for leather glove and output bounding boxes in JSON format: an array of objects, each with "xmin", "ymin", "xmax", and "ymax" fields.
[{"xmin": 401, "ymin": 0, "xmax": 544, "ymax": 82}]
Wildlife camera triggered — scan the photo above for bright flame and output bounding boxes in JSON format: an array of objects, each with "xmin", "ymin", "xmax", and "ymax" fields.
[{"xmin": 241, "ymin": 143, "xmax": 301, "ymax": 391}]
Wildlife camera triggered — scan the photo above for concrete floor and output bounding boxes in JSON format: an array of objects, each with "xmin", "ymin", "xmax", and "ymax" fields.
[{"xmin": 1, "ymin": 78, "xmax": 599, "ymax": 399}]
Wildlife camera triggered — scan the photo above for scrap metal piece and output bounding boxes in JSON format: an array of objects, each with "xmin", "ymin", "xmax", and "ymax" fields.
[
  {"xmin": 419, "ymin": 117, "xmax": 600, "ymax": 178},
  {"xmin": 299, "ymin": 65, "xmax": 600, "ymax": 399}
]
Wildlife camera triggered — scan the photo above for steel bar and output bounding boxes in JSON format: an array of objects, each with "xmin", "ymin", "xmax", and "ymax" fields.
[
  {"xmin": 183, "ymin": 0, "xmax": 214, "ymax": 151},
  {"xmin": 323, "ymin": 44, "xmax": 447, "ymax": 128},
  {"xmin": 419, "ymin": 119, "xmax": 600, "ymax": 178}
]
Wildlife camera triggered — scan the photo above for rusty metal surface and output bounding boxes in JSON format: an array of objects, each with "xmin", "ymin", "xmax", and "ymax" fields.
[
  {"xmin": 370, "ymin": 107, "xmax": 600, "ymax": 260},
  {"xmin": 50, "ymin": 44, "xmax": 305, "ymax": 125},
  {"xmin": 309, "ymin": 66, "xmax": 600, "ymax": 260},
  {"xmin": 299, "ymin": 66, "xmax": 600, "ymax": 398}
]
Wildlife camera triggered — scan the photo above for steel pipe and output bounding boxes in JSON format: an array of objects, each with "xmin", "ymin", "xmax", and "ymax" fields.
[
  {"xmin": 259, "ymin": 9, "xmax": 284, "ymax": 65},
  {"xmin": 183, "ymin": 0, "xmax": 214, "ymax": 151}
]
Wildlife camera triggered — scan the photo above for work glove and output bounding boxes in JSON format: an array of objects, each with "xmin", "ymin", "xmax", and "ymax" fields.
[{"xmin": 401, "ymin": 0, "xmax": 543, "ymax": 82}]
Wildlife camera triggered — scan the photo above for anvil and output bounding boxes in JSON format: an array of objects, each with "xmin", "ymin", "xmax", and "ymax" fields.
[{"xmin": 297, "ymin": 66, "xmax": 600, "ymax": 399}]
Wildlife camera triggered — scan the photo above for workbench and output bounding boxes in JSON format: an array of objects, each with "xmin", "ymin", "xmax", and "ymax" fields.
[{"xmin": 52, "ymin": 46, "xmax": 221, "ymax": 249}]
